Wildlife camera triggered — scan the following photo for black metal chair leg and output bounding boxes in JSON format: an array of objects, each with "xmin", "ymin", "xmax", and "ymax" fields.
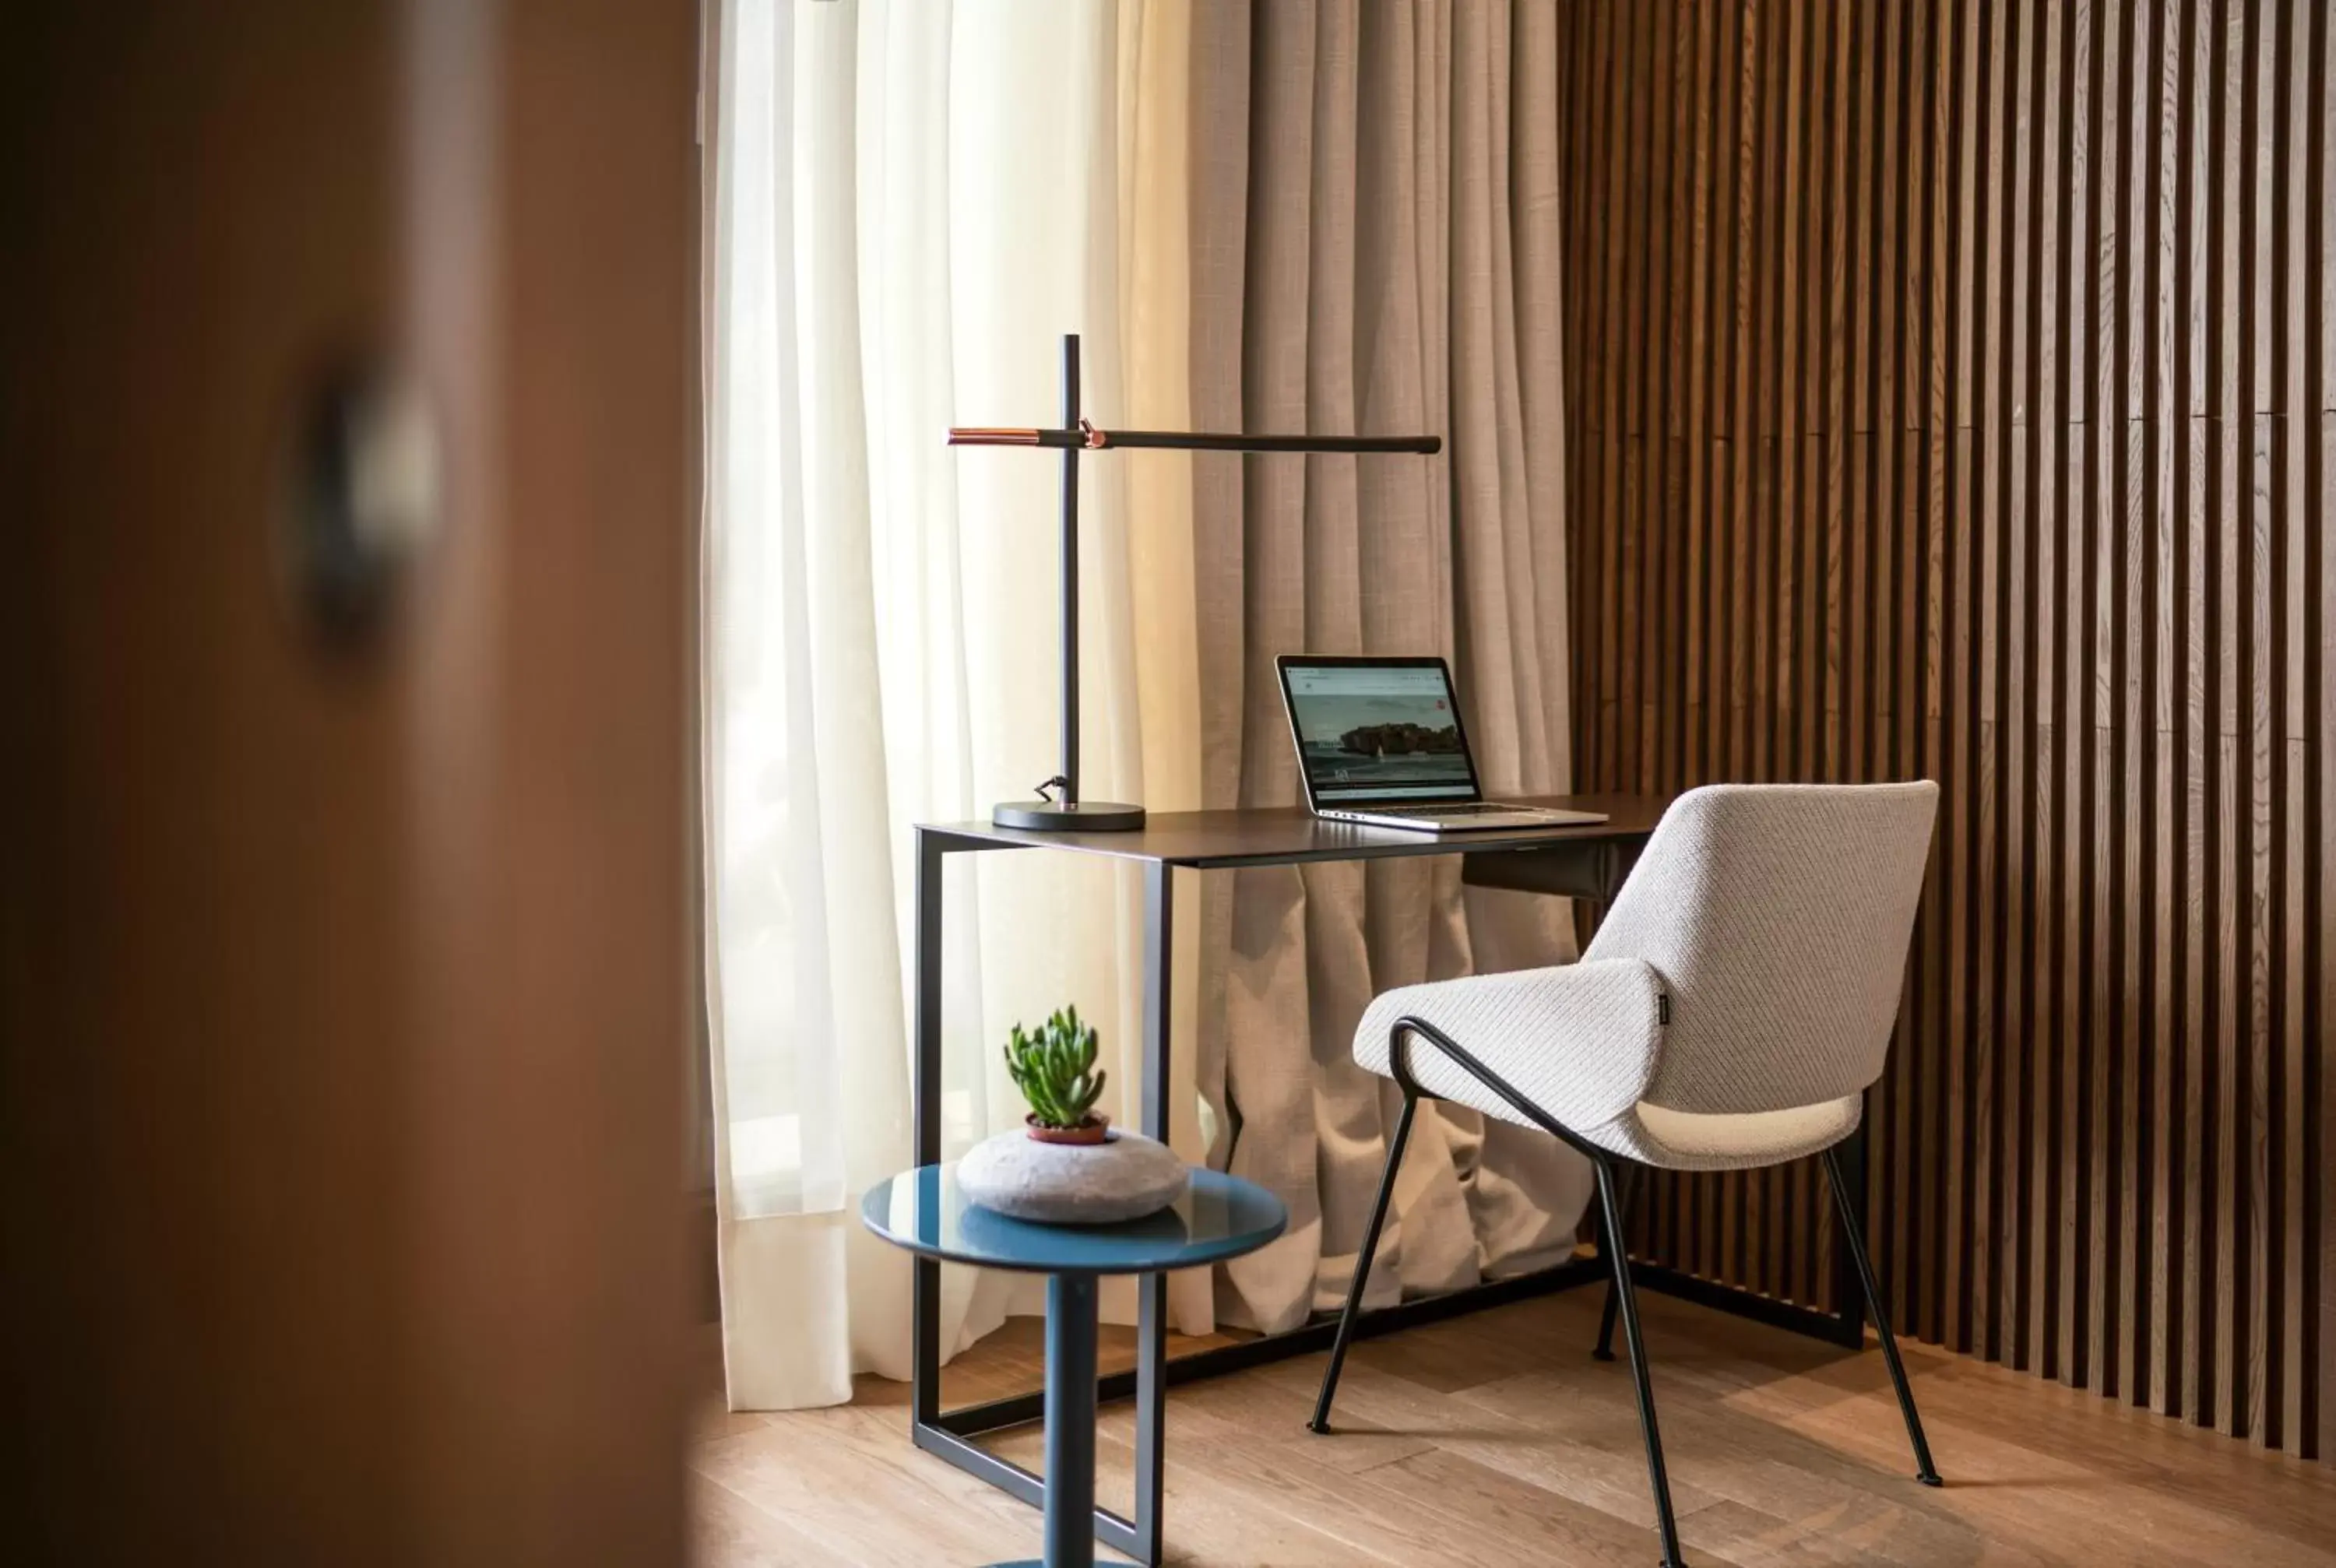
[
  {"xmin": 1309, "ymin": 1092, "xmax": 1418, "ymax": 1435},
  {"xmin": 1593, "ymin": 1163, "xmax": 1638, "ymax": 1362},
  {"xmin": 1821, "ymin": 1144, "xmax": 1944, "ymax": 1486},
  {"xmin": 1595, "ymin": 1157, "xmax": 1688, "ymax": 1568}
]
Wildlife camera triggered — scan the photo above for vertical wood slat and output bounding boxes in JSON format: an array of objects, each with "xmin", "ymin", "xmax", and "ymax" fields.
[{"xmin": 1557, "ymin": 0, "xmax": 2334, "ymax": 1459}]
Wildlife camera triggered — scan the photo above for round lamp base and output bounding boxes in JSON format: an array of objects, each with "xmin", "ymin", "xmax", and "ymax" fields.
[{"xmin": 992, "ymin": 800, "xmax": 1146, "ymax": 832}]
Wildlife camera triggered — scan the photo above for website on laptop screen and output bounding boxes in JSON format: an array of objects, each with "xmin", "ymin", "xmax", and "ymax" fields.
[{"xmin": 1284, "ymin": 663, "xmax": 1479, "ymax": 803}]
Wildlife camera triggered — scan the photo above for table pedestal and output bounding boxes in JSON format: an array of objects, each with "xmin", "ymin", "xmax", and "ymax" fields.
[{"xmin": 1014, "ymin": 1274, "xmax": 1098, "ymax": 1568}]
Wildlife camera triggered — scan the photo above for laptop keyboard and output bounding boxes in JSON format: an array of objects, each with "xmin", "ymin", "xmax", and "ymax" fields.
[{"xmin": 1377, "ymin": 803, "xmax": 1521, "ymax": 817}]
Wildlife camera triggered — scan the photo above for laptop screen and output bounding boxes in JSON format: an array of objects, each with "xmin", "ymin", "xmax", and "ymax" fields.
[{"xmin": 1279, "ymin": 659, "xmax": 1483, "ymax": 806}]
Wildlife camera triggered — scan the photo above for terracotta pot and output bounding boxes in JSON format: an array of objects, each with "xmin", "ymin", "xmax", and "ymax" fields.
[{"xmin": 1025, "ymin": 1113, "xmax": 1110, "ymax": 1146}]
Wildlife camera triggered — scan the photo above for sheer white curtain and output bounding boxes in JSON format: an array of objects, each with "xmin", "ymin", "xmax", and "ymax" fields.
[{"xmin": 702, "ymin": 0, "xmax": 1211, "ymax": 1412}]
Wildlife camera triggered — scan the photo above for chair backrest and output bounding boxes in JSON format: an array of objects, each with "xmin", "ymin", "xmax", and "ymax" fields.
[{"xmin": 1582, "ymin": 782, "xmax": 1938, "ymax": 1116}]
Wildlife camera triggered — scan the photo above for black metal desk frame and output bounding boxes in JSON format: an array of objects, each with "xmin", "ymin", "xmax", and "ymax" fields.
[{"xmin": 909, "ymin": 800, "xmax": 1870, "ymax": 1566}]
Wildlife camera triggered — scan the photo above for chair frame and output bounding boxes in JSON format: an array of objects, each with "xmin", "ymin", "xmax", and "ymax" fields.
[{"xmin": 1309, "ymin": 1014, "xmax": 1942, "ymax": 1568}]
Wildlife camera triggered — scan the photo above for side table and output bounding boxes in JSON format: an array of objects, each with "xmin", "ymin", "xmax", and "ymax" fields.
[{"xmin": 862, "ymin": 1164, "xmax": 1287, "ymax": 1568}]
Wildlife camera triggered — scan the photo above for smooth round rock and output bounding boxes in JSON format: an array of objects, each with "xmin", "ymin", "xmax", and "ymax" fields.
[{"xmin": 955, "ymin": 1128, "xmax": 1190, "ymax": 1224}]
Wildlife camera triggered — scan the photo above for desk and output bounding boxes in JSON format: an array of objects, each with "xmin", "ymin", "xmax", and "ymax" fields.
[{"xmin": 909, "ymin": 794, "xmax": 1868, "ymax": 1565}]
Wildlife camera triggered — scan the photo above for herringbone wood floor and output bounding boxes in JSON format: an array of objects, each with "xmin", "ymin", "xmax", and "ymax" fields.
[{"xmin": 692, "ymin": 1285, "xmax": 2336, "ymax": 1566}]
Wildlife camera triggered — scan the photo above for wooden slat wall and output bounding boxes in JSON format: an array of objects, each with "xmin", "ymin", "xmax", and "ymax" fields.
[{"xmin": 1554, "ymin": 0, "xmax": 2334, "ymax": 1457}]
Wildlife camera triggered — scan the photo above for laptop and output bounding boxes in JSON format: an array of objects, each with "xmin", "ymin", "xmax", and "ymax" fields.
[{"xmin": 1275, "ymin": 655, "xmax": 1609, "ymax": 833}]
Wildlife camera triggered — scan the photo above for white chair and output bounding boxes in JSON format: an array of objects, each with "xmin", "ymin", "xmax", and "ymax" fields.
[{"xmin": 1308, "ymin": 782, "xmax": 1942, "ymax": 1568}]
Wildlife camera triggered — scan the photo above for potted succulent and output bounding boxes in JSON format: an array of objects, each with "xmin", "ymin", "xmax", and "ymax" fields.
[
  {"xmin": 1004, "ymin": 1008, "xmax": 1110, "ymax": 1144},
  {"xmin": 956, "ymin": 1005, "xmax": 1188, "ymax": 1224}
]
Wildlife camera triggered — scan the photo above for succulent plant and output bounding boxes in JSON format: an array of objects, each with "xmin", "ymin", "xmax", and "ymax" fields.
[{"xmin": 1003, "ymin": 1007, "xmax": 1107, "ymax": 1130}]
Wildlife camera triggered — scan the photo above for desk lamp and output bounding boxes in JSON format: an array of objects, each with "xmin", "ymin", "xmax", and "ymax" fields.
[{"xmin": 950, "ymin": 333, "xmax": 1441, "ymax": 832}]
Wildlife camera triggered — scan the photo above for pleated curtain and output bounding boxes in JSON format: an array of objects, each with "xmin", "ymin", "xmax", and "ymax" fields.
[{"xmin": 1185, "ymin": 0, "xmax": 1590, "ymax": 1333}]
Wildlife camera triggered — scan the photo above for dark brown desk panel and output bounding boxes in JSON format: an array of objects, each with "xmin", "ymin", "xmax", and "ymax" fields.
[{"xmin": 920, "ymin": 793, "xmax": 1669, "ymax": 870}]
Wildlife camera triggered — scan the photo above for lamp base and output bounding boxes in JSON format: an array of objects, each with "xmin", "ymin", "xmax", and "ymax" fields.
[{"xmin": 992, "ymin": 800, "xmax": 1146, "ymax": 832}]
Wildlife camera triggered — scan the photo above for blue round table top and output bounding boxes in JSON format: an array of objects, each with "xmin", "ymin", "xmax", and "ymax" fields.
[{"xmin": 860, "ymin": 1162, "xmax": 1286, "ymax": 1276}]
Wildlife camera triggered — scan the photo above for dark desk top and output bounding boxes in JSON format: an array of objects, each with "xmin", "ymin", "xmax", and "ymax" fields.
[{"xmin": 918, "ymin": 793, "xmax": 1669, "ymax": 870}]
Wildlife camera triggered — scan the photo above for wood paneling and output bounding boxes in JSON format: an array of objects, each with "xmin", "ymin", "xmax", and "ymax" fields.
[{"xmin": 1557, "ymin": 0, "xmax": 2334, "ymax": 1458}]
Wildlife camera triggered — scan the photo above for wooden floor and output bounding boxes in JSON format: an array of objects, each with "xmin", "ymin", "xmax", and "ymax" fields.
[{"xmin": 691, "ymin": 1286, "xmax": 2336, "ymax": 1566}]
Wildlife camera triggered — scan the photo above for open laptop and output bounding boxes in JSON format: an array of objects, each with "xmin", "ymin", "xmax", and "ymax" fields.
[{"xmin": 1275, "ymin": 655, "xmax": 1609, "ymax": 833}]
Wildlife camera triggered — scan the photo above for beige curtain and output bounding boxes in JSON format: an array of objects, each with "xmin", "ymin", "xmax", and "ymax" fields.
[
  {"xmin": 1187, "ymin": 0, "xmax": 1586, "ymax": 1333},
  {"xmin": 703, "ymin": 0, "xmax": 1215, "ymax": 1412}
]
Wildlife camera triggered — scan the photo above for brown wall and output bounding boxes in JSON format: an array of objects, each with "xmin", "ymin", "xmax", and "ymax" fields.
[
  {"xmin": 1555, "ymin": 0, "xmax": 2333, "ymax": 1456},
  {"xmin": 0, "ymin": 2, "xmax": 700, "ymax": 1555}
]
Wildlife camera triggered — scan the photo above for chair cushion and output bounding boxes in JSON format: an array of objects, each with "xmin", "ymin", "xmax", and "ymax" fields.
[
  {"xmin": 1599, "ymin": 1094, "xmax": 1864, "ymax": 1172},
  {"xmin": 1353, "ymin": 959, "xmax": 1666, "ymax": 1137}
]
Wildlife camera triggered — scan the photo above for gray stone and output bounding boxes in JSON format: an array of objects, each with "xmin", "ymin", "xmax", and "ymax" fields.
[{"xmin": 956, "ymin": 1128, "xmax": 1190, "ymax": 1224}]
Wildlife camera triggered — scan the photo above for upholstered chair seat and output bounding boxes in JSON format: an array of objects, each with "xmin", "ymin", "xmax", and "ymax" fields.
[{"xmin": 1353, "ymin": 966, "xmax": 1866, "ymax": 1171}]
